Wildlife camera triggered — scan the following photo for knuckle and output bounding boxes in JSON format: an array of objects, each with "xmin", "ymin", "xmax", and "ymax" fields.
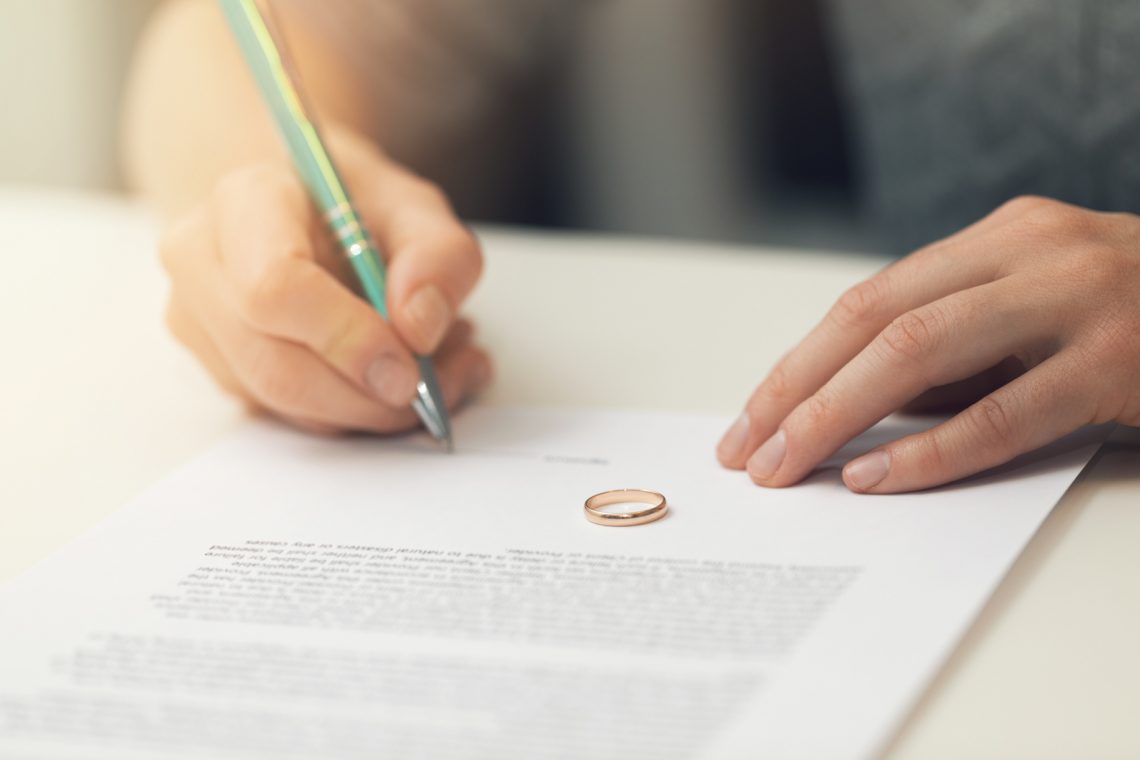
[
  {"xmin": 801, "ymin": 391, "xmax": 835, "ymax": 426},
  {"xmin": 999, "ymin": 194, "xmax": 1054, "ymax": 218},
  {"xmin": 830, "ymin": 278, "xmax": 889, "ymax": 330},
  {"xmin": 1062, "ymin": 207, "xmax": 1099, "ymax": 238},
  {"xmin": 969, "ymin": 396, "xmax": 1018, "ymax": 449},
  {"xmin": 754, "ymin": 362, "xmax": 796, "ymax": 407},
  {"xmin": 878, "ymin": 309, "xmax": 941, "ymax": 363},
  {"xmin": 914, "ymin": 432, "xmax": 950, "ymax": 475},
  {"xmin": 414, "ymin": 178, "xmax": 449, "ymax": 208},
  {"xmin": 1015, "ymin": 197, "xmax": 1086, "ymax": 237},
  {"xmin": 237, "ymin": 258, "xmax": 298, "ymax": 327},
  {"xmin": 316, "ymin": 311, "xmax": 360, "ymax": 361}
]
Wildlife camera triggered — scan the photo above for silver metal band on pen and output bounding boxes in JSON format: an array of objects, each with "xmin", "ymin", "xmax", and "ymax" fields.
[{"xmin": 325, "ymin": 203, "xmax": 369, "ymax": 256}]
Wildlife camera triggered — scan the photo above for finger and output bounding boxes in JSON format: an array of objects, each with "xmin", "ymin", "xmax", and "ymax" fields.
[
  {"xmin": 171, "ymin": 213, "xmax": 423, "ymax": 432},
  {"xmin": 178, "ymin": 208, "xmax": 487, "ymax": 433},
  {"xmin": 434, "ymin": 343, "xmax": 493, "ymax": 412},
  {"xmin": 842, "ymin": 350, "xmax": 1096, "ymax": 494},
  {"xmin": 411, "ymin": 318, "xmax": 488, "ymax": 414},
  {"xmin": 278, "ymin": 414, "xmax": 346, "ymax": 437},
  {"xmin": 901, "ymin": 357, "xmax": 1027, "ymax": 414},
  {"xmin": 718, "ymin": 224, "xmax": 1009, "ymax": 470},
  {"xmin": 165, "ymin": 292, "xmax": 246, "ymax": 399},
  {"xmin": 408, "ymin": 316, "xmax": 488, "ymax": 410},
  {"xmin": 204, "ymin": 308, "xmax": 422, "ymax": 433},
  {"xmin": 161, "ymin": 208, "xmax": 250, "ymax": 400},
  {"xmin": 210, "ymin": 165, "xmax": 421, "ymax": 407},
  {"xmin": 746, "ymin": 278, "xmax": 1058, "ymax": 487},
  {"xmin": 189, "ymin": 231, "xmax": 488, "ymax": 431},
  {"xmin": 435, "ymin": 317, "xmax": 475, "ymax": 360},
  {"xmin": 350, "ymin": 159, "xmax": 483, "ymax": 355},
  {"xmin": 216, "ymin": 312, "xmax": 486, "ymax": 433}
]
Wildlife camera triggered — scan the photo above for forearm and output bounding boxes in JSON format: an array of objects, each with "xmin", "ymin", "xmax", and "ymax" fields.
[{"xmin": 119, "ymin": 0, "xmax": 372, "ymax": 219}]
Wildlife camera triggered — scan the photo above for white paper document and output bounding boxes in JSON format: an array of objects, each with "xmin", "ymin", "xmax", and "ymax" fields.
[{"xmin": 0, "ymin": 407, "xmax": 1103, "ymax": 759}]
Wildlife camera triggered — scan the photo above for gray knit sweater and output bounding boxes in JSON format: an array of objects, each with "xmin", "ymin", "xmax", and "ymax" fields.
[{"xmin": 829, "ymin": 0, "xmax": 1140, "ymax": 252}]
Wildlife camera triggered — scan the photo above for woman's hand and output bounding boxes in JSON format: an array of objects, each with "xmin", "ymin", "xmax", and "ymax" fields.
[
  {"xmin": 161, "ymin": 132, "xmax": 490, "ymax": 434},
  {"xmin": 717, "ymin": 196, "xmax": 1140, "ymax": 493}
]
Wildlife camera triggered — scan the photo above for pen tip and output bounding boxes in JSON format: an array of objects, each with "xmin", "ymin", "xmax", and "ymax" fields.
[{"xmin": 443, "ymin": 436, "xmax": 455, "ymax": 453}]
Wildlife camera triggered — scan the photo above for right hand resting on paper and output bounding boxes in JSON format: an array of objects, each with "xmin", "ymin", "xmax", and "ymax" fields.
[{"xmin": 160, "ymin": 132, "xmax": 492, "ymax": 434}]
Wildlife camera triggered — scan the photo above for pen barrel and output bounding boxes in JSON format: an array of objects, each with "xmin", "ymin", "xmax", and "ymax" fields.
[
  {"xmin": 344, "ymin": 241, "xmax": 390, "ymax": 320},
  {"xmin": 219, "ymin": 0, "xmax": 452, "ymax": 444}
]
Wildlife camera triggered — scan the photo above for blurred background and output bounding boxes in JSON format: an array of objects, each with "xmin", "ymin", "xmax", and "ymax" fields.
[
  {"xmin": 0, "ymin": 0, "xmax": 878, "ymax": 253},
  {"xmin": 4, "ymin": 2, "xmax": 1138, "ymax": 258},
  {"xmin": 0, "ymin": 1, "xmax": 157, "ymax": 190}
]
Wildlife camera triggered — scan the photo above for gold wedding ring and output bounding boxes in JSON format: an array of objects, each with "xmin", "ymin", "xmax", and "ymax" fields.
[{"xmin": 584, "ymin": 489, "xmax": 668, "ymax": 527}]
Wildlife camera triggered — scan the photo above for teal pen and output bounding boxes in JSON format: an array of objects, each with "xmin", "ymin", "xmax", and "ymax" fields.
[{"xmin": 218, "ymin": 0, "xmax": 452, "ymax": 449}]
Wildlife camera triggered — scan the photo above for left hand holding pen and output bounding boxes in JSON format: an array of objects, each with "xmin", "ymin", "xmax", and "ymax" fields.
[{"xmin": 717, "ymin": 196, "xmax": 1140, "ymax": 493}]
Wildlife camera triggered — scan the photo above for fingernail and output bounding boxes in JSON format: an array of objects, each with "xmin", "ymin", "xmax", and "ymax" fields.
[
  {"xmin": 366, "ymin": 355, "xmax": 418, "ymax": 406},
  {"xmin": 845, "ymin": 450, "xmax": 891, "ymax": 492},
  {"xmin": 717, "ymin": 412, "xmax": 751, "ymax": 462},
  {"xmin": 405, "ymin": 284, "xmax": 452, "ymax": 351},
  {"xmin": 748, "ymin": 429, "xmax": 787, "ymax": 481}
]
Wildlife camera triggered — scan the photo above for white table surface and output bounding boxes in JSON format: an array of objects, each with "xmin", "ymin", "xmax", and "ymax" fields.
[{"xmin": 1, "ymin": 187, "xmax": 1138, "ymax": 759}]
